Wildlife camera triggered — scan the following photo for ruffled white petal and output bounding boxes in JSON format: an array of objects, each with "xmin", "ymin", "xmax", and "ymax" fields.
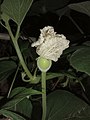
[{"xmin": 31, "ymin": 26, "xmax": 70, "ymax": 62}]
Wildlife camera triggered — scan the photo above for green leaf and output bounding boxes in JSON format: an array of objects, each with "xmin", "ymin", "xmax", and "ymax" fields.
[
  {"xmin": 9, "ymin": 87, "xmax": 26, "ymax": 98},
  {"xmin": 70, "ymin": 47, "xmax": 90, "ymax": 76},
  {"xmin": 37, "ymin": 72, "xmax": 76, "ymax": 83},
  {"xmin": 1, "ymin": 13, "xmax": 10, "ymax": 23},
  {"xmin": 0, "ymin": 109, "xmax": 25, "ymax": 120},
  {"xmin": 29, "ymin": 0, "xmax": 46, "ymax": 15},
  {"xmin": 0, "ymin": 60, "xmax": 17, "ymax": 81},
  {"xmin": 2, "ymin": 87, "xmax": 41, "ymax": 109},
  {"xmin": 44, "ymin": 0, "xmax": 70, "ymax": 11},
  {"xmin": 14, "ymin": 98, "xmax": 32, "ymax": 118},
  {"xmin": 1, "ymin": 0, "xmax": 33, "ymax": 25},
  {"xmin": 37, "ymin": 72, "xmax": 76, "ymax": 82},
  {"xmin": 46, "ymin": 72, "xmax": 76, "ymax": 80},
  {"xmin": 69, "ymin": 1, "xmax": 90, "ymax": 16},
  {"xmin": 10, "ymin": 87, "xmax": 41, "ymax": 98},
  {"xmin": 46, "ymin": 90, "xmax": 90, "ymax": 120},
  {"xmin": 46, "ymin": 72, "xmax": 64, "ymax": 80},
  {"xmin": 63, "ymin": 45, "xmax": 88, "ymax": 55}
]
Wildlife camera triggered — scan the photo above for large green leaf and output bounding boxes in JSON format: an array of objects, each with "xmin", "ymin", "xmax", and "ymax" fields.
[
  {"xmin": 0, "ymin": 60, "xmax": 17, "ymax": 81},
  {"xmin": 29, "ymin": 0, "xmax": 46, "ymax": 15},
  {"xmin": 44, "ymin": 0, "xmax": 70, "ymax": 11},
  {"xmin": 1, "ymin": 0, "xmax": 33, "ymax": 25},
  {"xmin": 9, "ymin": 87, "xmax": 26, "ymax": 98},
  {"xmin": 2, "ymin": 87, "xmax": 41, "ymax": 109},
  {"xmin": 9, "ymin": 87, "xmax": 41, "ymax": 98},
  {"xmin": 63, "ymin": 45, "xmax": 88, "ymax": 55},
  {"xmin": 9, "ymin": 97, "xmax": 32, "ymax": 118},
  {"xmin": 70, "ymin": 47, "xmax": 90, "ymax": 76},
  {"xmin": 69, "ymin": 1, "xmax": 90, "ymax": 16},
  {"xmin": 46, "ymin": 90, "xmax": 90, "ymax": 120},
  {"xmin": 29, "ymin": 0, "xmax": 69, "ymax": 16},
  {"xmin": 14, "ymin": 98, "xmax": 32, "ymax": 118},
  {"xmin": 0, "ymin": 109, "xmax": 25, "ymax": 120}
]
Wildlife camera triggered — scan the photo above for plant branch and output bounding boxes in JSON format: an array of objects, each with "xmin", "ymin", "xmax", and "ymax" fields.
[
  {"xmin": 0, "ymin": 21, "xmax": 7, "ymax": 29},
  {"xmin": 69, "ymin": 16, "xmax": 84, "ymax": 35},
  {"xmin": 7, "ymin": 65, "xmax": 20, "ymax": 98},
  {"xmin": 15, "ymin": 25, "xmax": 20, "ymax": 40},
  {"xmin": 13, "ymin": 40, "xmax": 33, "ymax": 80}
]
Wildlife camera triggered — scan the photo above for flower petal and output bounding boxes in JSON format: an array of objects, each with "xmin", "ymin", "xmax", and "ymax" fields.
[{"xmin": 31, "ymin": 26, "xmax": 70, "ymax": 62}]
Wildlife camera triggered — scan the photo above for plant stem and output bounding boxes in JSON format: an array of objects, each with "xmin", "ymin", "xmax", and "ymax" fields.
[
  {"xmin": 69, "ymin": 16, "xmax": 84, "ymax": 35},
  {"xmin": 41, "ymin": 72, "xmax": 46, "ymax": 120},
  {"xmin": 5, "ymin": 21, "xmax": 33, "ymax": 81},
  {"xmin": 13, "ymin": 40, "xmax": 33, "ymax": 80},
  {"xmin": 7, "ymin": 65, "xmax": 19, "ymax": 98}
]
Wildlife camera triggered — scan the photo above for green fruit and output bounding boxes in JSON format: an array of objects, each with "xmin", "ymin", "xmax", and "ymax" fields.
[{"xmin": 37, "ymin": 57, "xmax": 52, "ymax": 72}]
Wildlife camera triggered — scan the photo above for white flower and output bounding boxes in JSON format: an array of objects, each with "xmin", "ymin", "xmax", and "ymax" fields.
[{"xmin": 31, "ymin": 26, "xmax": 70, "ymax": 62}]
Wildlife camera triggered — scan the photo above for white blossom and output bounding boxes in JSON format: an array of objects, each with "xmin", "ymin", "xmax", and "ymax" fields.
[{"xmin": 31, "ymin": 26, "xmax": 70, "ymax": 62}]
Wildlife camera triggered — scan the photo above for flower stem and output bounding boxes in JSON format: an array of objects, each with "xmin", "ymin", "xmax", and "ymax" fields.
[{"xmin": 41, "ymin": 72, "xmax": 46, "ymax": 120}]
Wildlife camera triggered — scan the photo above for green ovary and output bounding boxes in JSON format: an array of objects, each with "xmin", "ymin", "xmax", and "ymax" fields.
[{"xmin": 37, "ymin": 57, "xmax": 52, "ymax": 72}]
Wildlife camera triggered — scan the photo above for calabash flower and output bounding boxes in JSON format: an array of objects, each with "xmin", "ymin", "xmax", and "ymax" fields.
[{"xmin": 31, "ymin": 26, "xmax": 70, "ymax": 62}]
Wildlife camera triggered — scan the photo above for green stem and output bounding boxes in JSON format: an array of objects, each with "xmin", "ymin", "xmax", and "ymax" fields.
[
  {"xmin": 41, "ymin": 72, "xmax": 46, "ymax": 120},
  {"xmin": 69, "ymin": 16, "xmax": 84, "ymax": 35},
  {"xmin": 15, "ymin": 25, "xmax": 20, "ymax": 40},
  {"xmin": 13, "ymin": 40, "xmax": 33, "ymax": 80},
  {"xmin": 7, "ymin": 65, "xmax": 19, "ymax": 98},
  {"xmin": 5, "ymin": 21, "xmax": 33, "ymax": 80}
]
